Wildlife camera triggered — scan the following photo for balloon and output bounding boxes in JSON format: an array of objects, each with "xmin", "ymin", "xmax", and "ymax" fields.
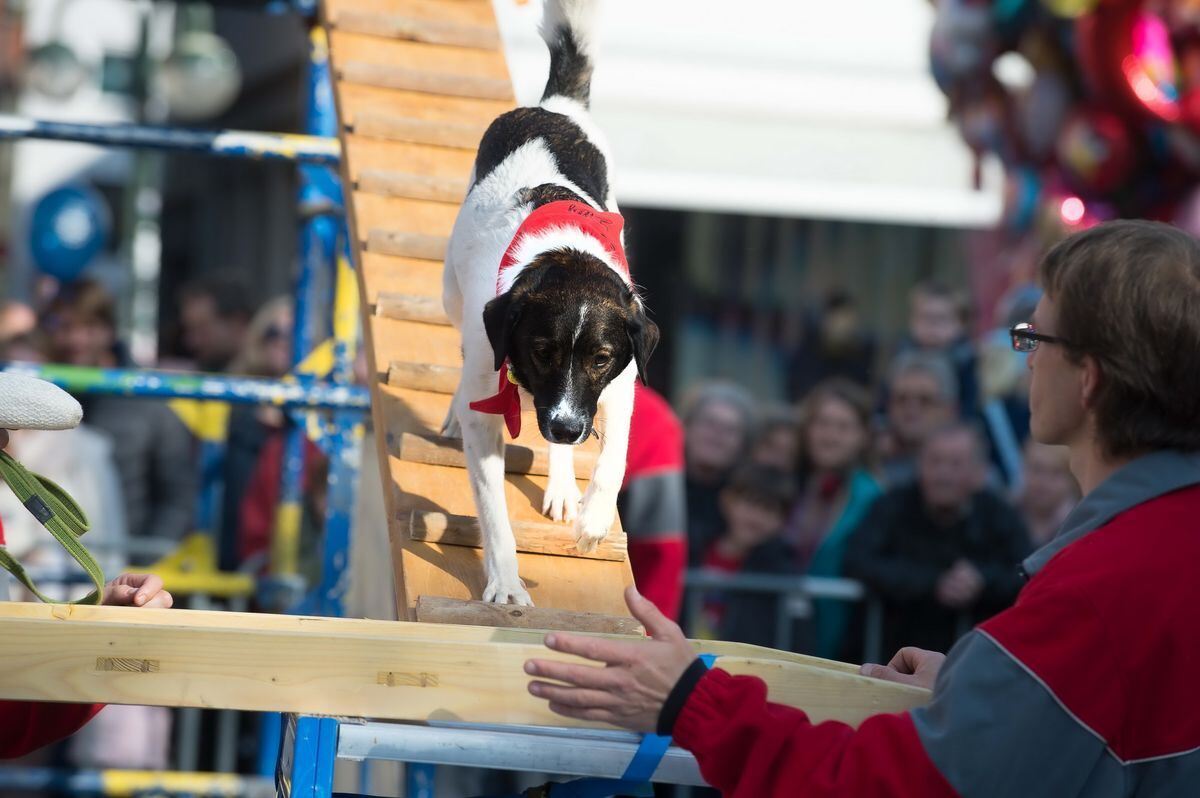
[
  {"xmin": 1055, "ymin": 108, "xmax": 1138, "ymax": 193},
  {"xmin": 28, "ymin": 185, "xmax": 111, "ymax": 282},
  {"xmin": 1019, "ymin": 69, "xmax": 1073, "ymax": 160},
  {"xmin": 1042, "ymin": 0, "xmax": 1100, "ymax": 18},
  {"xmin": 1002, "ymin": 167, "xmax": 1043, "ymax": 232},
  {"xmin": 1077, "ymin": 5, "xmax": 1181, "ymax": 123},
  {"xmin": 929, "ymin": 0, "xmax": 996, "ymax": 95}
]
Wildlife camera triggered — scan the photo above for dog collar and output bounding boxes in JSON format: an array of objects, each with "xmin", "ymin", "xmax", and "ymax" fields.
[{"xmin": 470, "ymin": 200, "xmax": 627, "ymax": 438}]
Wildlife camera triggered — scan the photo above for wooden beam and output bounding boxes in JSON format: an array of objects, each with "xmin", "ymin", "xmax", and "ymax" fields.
[
  {"xmin": 366, "ymin": 229, "xmax": 449, "ymax": 261},
  {"xmin": 387, "ymin": 361, "xmax": 459, "ymax": 394},
  {"xmin": 375, "ymin": 293, "xmax": 452, "ymax": 325},
  {"xmin": 396, "ymin": 432, "xmax": 598, "ymax": 478},
  {"xmin": 351, "ymin": 111, "xmax": 486, "ymax": 149},
  {"xmin": 408, "ymin": 510, "xmax": 626, "ymax": 562},
  {"xmin": 0, "ymin": 604, "xmax": 928, "ymax": 728},
  {"xmin": 331, "ymin": 10, "xmax": 501, "ymax": 50},
  {"xmin": 339, "ymin": 62, "xmax": 514, "ymax": 101},
  {"xmin": 415, "ymin": 596, "xmax": 643, "ymax": 634},
  {"xmin": 357, "ymin": 168, "xmax": 470, "ymax": 205}
]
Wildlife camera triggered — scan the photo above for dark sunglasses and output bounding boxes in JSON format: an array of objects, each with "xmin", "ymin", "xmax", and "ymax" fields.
[{"xmin": 1010, "ymin": 322, "xmax": 1072, "ymax": 353}]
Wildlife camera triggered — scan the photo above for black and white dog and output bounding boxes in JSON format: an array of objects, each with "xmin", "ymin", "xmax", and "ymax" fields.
[{"xmin": 441, "ymin": 0, "xmax": 657, "ymax": 605}]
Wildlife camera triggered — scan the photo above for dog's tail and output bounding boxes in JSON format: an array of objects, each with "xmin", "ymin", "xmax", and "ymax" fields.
[{"xmin": 539, "ymin": 0, "xmax": 599, "ymax": 107}]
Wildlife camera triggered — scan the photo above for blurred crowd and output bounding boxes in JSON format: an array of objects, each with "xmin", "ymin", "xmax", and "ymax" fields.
[
  {"xmin": 0, "ymin": 274, "xmax": 327, "ymax": 587},
  {"xmin": 673, "ymin": 279, "xmax": 1080, "ymax": 661}
]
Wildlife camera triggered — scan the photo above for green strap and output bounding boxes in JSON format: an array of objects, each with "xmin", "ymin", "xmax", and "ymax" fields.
[{"xmin": 0, "ymin": 450, "xmax": 104, "ymax": 605}]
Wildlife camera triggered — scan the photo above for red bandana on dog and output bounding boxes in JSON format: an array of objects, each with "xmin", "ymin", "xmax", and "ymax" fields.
[{"xmin": 469, "ymin": 200, "xmax": 629, "ymax": 438}]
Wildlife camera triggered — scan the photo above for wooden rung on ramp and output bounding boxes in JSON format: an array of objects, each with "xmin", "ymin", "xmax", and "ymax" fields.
[
  {"xmin": 407, "ymin": 510, "xmax": 626, "ymax": 562},
  {"xmin": 330, "ymin": 11, "xmax": 502, "ymax": 51}
]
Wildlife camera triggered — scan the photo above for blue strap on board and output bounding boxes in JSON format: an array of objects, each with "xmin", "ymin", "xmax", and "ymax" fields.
[{"xmin": 547, "ymin": 653, "xmax": 719, "ymax": 798}]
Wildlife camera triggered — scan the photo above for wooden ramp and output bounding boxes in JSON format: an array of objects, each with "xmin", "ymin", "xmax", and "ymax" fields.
[{"xmin": 321, "ymin": 0, "xmax": 636, "ymax": 625}]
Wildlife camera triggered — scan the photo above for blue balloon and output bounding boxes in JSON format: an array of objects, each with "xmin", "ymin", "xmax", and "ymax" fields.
[{"xmin": 29, "ymin": 184, "xmax": 110, "ymax": 281}]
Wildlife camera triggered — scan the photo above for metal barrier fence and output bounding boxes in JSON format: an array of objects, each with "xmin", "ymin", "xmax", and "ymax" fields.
[{"xmin": 683, "ymin": 569, "xmax": 886, "ymax": 665}]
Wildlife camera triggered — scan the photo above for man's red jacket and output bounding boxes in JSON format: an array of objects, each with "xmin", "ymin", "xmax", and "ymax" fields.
[
  {"xmin": 671, "ymin": 450, "xmax": 1200, "ymax": 796},
  {"xmin": 0, "ymin": 518, "xmax": 102, "ymax": 759}
]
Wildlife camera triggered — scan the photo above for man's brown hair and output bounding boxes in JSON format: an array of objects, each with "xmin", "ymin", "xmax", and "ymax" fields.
[{"xmin": 1039, "ymin": 220, "xmax": 1200, "ymax": 457}]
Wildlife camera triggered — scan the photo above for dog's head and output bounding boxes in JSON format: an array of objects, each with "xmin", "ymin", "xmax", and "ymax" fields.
[{"xmin": 482, "ymin": 249, "xmax": 659, "ymax": 445}]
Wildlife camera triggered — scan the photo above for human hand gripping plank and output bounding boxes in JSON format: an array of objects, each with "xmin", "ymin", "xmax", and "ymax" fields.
[{"xmin": 524, "ymin": 585, "xmax": 697, "ymax": 733}]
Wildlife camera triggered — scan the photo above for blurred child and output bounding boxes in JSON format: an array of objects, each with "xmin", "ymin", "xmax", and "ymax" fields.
[
  {"xmin": 905, "ymin": 280, "xmax": 979, "ymax": 416},
  {"xmin": 694, "ymin": 464, "xmax": 797, "ymax": 648},
  {"xmin": 748, "ymin": 406, "xmax": 802, "ymax": 471}
]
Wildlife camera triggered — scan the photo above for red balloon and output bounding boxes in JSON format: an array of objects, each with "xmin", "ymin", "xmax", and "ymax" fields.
[
  {"xmin": 1076, "ymin": 4, "xmax": 1182, "ymax": 123},
  {"xmin": 1055, "ymin": 108, "xmax": 1138, "ymax": 193}
]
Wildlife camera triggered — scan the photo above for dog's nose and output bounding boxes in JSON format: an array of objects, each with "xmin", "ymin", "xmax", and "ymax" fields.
[{"xmin": 548, "ymin": 418, "xmax": 585, "ymax": 444}]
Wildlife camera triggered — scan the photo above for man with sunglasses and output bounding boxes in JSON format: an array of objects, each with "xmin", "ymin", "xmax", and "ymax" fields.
[{"xmin": 524, "ymin": 220, "xmax": 1200, "ymax": 796}]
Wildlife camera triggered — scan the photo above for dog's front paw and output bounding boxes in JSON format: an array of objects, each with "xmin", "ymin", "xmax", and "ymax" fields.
[
  {"xmin": 574, "ymin": 491, "xmax": 616, "ymax": 553},
  {"xmin": 542, "ymin": 475, "xmax": 582, "ymax": 523},
  {"xmin": 482, "ymin": 576, "xmax": 533, "ymax": 606}
]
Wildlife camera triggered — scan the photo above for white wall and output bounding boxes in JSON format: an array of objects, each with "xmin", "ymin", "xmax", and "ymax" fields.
[{"xmin": 494, "ymin": 0, "xmax": 1003, "ymax": 227}]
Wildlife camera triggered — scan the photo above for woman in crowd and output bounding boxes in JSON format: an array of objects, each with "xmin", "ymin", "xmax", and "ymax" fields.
[
  {"xmin": 782, "ymin": 378, "xmax": 881, "ymax": 660},
  {"xmin": 681, "ymin": 382, "xmax": 757, "ymax": 565}
]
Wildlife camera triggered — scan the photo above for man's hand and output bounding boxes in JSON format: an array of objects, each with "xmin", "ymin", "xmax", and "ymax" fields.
[
  {"xmin": 860, "ymin": 647, "xmax": 945, "ymax": 690},
  {"xmin": 524, "ymin": 586, "xmax": 696, "ymax": 732},
  {"xmin": 936, "ymin": 558, "xmax": 983, "ymax": 608},
  {"xmin": 102, "ymin": 573, "xmax": 174, "ymax": 609}
]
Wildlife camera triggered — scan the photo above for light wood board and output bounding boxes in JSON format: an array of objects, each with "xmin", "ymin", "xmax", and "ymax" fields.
[{"xmin": 0, "ymin": 604, "xmax": 929, "ymax": 728}]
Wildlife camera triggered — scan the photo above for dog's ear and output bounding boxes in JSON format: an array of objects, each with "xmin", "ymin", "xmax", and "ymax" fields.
[
  {"xmin": 482, "ymin": 291, "xmax": 522, "ymax": 371},
  {"xmin": 625, "ymin": 302, "xmax": 660, "ymax": 385}
]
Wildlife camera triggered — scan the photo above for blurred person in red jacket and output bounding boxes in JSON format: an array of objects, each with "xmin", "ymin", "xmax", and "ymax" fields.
[
  {"xmin": 1, "ymin": 506, "xmax": 173, "ymax": 759},
  {"xmin": 618, "ymin": 383, "xmax": 687, "ymax": 619}
]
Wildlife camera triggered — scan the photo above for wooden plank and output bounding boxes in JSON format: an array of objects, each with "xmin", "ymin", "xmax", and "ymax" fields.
[
  {"xmin": 353, "ymin": 112, "xmax": 485, "ymax": 150},
  {"xmin": 396, "ymin": 431, "xmax": 598, "ymax": 477},
  {"xmin": 0, "ymin": 601, "xmax": 863, "ymax": 674},
  {"xmin": 387, "ymin": 361, "xmax": 459, "ymax": 394},
  {"xmin": 366, "ymin": 229, "xmax": 449, "ymax": 260},
  {"xmin": 358, "ymin": 167, "xmax": 470, "ymax": 204},
  {"xmin": 325, "ymin": 0, "xmax": 499, "ymax": 29},
  {"xmin": 391, "ymin": 537, "xmax": 638, "ymax": 619},
  {"xmin": 331, "ymin": 9, "xmax": 500, "ymax": 50},
  {"xmin": 389, "ymin": 459, "xmax": 587, "ymax": 525},
  {"xmin": 345, "ymin": 135, "xmax": 477, "ymax": 184},
  {"xmin": 409, "ymin": 510, "xmax": 626, "ymax": 562},
  {"xmin": 360, "ymin": 254, "xmax": 443, "ymax": 305},
  {"xmin": 339, "ymin": 84, "xmax": 508, "ymax": 128},
  {"xmin": 0, "ymin": 603, "xmax": 929, "ymax": 728},
  {"xmin": 340, "ymin": 61, "xmax": 513, "ymax": 101},
  {"xmin": 375, "ymin": 292, "xmax": 451, "ymax": 325},
  {"xmin": 354, "ymin": 193, "xmax": 459, "ymax": 240},
  {"xmin": 329, "ymin": 31, "xmax": 511, "ymax": 83},
  {"xmin": 371, "ymin": 317, "xmax": 461, "ymax": 373},
  {"xmin": 415, "ymin": 596, "xmax": 642, "ymax": 634}
]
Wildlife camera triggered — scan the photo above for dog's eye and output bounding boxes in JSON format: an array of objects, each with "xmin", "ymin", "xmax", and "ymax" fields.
[{"xmin": 592, "ymin": 353, "xmax": 611, "ymax": 369}]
